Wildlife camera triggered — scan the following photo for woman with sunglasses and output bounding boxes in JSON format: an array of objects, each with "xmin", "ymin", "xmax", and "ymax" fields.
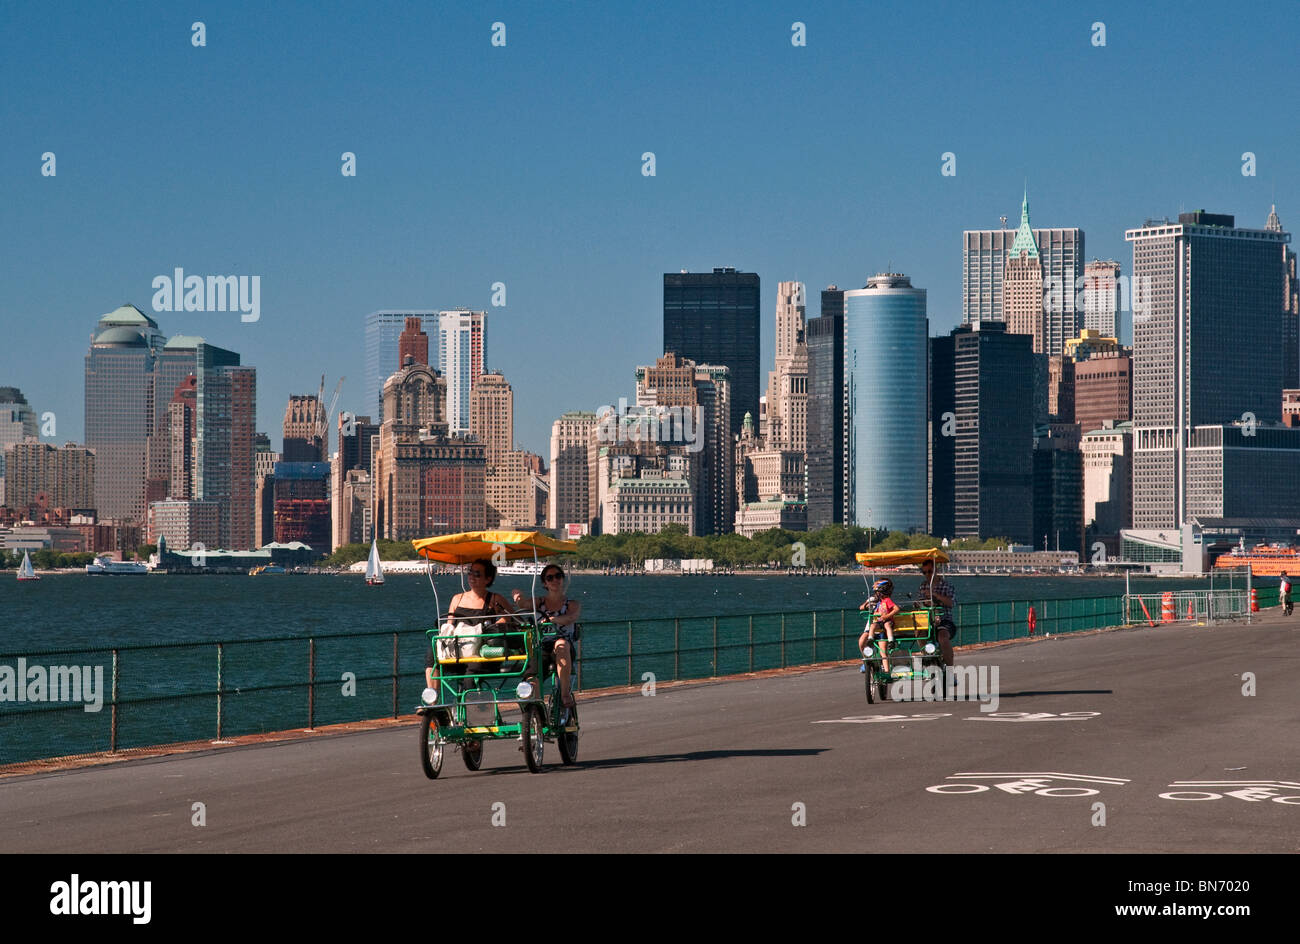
[
  {"xmin": 512, "ymin": 564, "xmax": 581, "ymax": 710},
  {"xmin": 425, "ymin": 558, "xmax": 517, "ymax": 687}
]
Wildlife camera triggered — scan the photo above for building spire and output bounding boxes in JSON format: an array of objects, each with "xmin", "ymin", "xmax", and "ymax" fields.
[
  {"xmin": 1266, "ymin": 203, "xmax": 1283, "ymax": 232},
  {"xmin": 1009, "ymin": 186, "xmax": 1039, "ymax": 258}
]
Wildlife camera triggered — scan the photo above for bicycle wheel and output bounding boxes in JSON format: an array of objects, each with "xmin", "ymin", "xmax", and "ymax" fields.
[
  {"xmin": 556, "ymin": 698, "xmax": 579, "ymax": 765},
  {"xmin": 521, "ymin": 704, "xmax": 545, "ymax": 773},
  {"xmin": 462, "ymin": 738, "xmax": 483, "ymax": 771},
  {"xmin": 419, "ymin": 711, "xmax": 444, "ymax": 780}
]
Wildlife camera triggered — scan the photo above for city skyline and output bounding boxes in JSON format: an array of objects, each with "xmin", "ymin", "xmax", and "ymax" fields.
[{"xmin": 5, "ymin": 1, "xmax": 1296, "ymax": 459}]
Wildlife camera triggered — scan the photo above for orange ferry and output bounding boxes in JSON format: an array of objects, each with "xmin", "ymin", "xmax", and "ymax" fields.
[{"xmin": 1213, "ymin": 543, "xmax": 1300, "ymax": 576}]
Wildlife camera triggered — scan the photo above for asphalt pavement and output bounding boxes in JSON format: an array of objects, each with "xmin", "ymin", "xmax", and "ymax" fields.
[{"xmin": 3, "ymin": 611, "xmax": 1297, "ymax": 853}]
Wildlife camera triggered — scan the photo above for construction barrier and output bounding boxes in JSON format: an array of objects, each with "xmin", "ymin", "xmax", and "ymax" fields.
[
  {"xmin": 1251, "ymin": 588, "xmax": 1259, "ymax": 612},
  {"xmin": 1161, "ymin": 591, "xmax": 1175, "ymax": 623}
]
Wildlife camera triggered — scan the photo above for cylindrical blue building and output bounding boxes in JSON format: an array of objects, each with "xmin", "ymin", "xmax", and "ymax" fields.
[{"xmin": 844, "ymin": 273, "xmax": 929, "ymax": 532}]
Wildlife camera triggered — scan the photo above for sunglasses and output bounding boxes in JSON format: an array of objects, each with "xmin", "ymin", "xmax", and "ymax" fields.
[
  {"xmin": 468, "ymin": 570, "xmax": 486, "ymax": 578},
  {"xmin": 543, "ymin": 573, "xmax": 563, "ymax": 582}
]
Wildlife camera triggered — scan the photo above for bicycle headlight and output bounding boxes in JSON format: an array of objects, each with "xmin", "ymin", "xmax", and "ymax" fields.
[
  {"xmin": 421, "ymin": 687, "xmax": 438, "ymax": 706},
  {"xmin": 516, "ymin": 681, "xmax": 534, "ymax": 700},
  {"xmin": 923, "ymin": 643, "xmax": 937, "ymax": 655}
]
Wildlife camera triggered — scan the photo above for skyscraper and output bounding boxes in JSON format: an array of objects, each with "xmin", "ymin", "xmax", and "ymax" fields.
[
  {"xmin": 550, "ymin": 411, "xmax": 597, "ymax": 532},
  {"xmin": 1074, "ymin": 350, "xmax": 1132, "ymax": 434},
  {"xmin": 763, "ymin": 281, "xmax": 809, "ymax": 455},
  {"xmin": 806, "ymin": 287, "xmax": 846, "ymax": 529},
  {"xmin": 1083, "ymin": 260, "xmax": 1121, "ymax": 337},
  {"xmin": 931, "ymin": 322, "xmax": 1034, "ymax": 543},
  {"xmin": 470, "ymin": 372, "xmax": 534, "ymax": 528},
  {"xmin": 398, "ymin": 316, "xmax": 430, "ymax": 369},
  {"xmin": 1265, "ymin": 206, "xmax": 1300, "ymax": 388},
  {"xmin": 470, "ymin": 371, "xmax": 514, "ymax": 464},
  {"xmin": 963, "ymin": 196, "xmax": 1083, "ymax": 355},
  {"xmin": 195, "ymin": 342, "xmax": 256, "ymax": 549},
  {"xmin": 1126, "ymin": 210, "xmax": 1291, "ymax": 528},
  {"xmin": 438, "ymin": 310, "xmax": 487, "ymax": 437},
  {"xmin": 1033, "ymin": 427, "xmax": 1084, "ymax": 555},
  {"xmin": 0, "ymin": 387, "xmax": 39, "ymax": 448},
  {"xmin": 332, "ymin": 412, "xmax": 377, "ymax": 548},
  {"xmin": 1003, "ymin": 191, "xmax": 1046, "ymax": 354},
  {"xmin": 664, "ymin": 268, "xmax": 760, "ymax": 437},
  {"xmin": 84, "ymin": 305, "xmax": 160, "ymax": 523},
  {"xmin": 374, "ymin": 357, "xmax": 485, "ymax": 539},
  {"xmin": 3, "ymin": 441, "xmax": 95, "ymax": 511},
  {"xmin": 363, "ymin": 311, "xmax": 439, "ymax": 422},
  {"xmin": 0, "ymin": 387, "xmax": 39, "ymax": 504},
  {"xmin": 844, "ymin": 273, "xmax": 928, "ymax": 532},
  {"xmin": 282, "ymin": 395, "xmax": 326, "ymax": 462},
  {"xmin": 635, "ymin": 353, "xmax": 733, "ymax": 535}
]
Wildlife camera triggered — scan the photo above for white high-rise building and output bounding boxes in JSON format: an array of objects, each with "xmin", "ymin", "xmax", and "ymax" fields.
[{"xmin": 438, "ymin": 310, "xmax": 486, "ymax": 436}]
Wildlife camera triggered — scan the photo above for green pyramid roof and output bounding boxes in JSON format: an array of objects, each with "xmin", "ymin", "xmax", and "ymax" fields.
[{"xmin": 1008, "ymin": 189, "xmax": 1039, "ymax": 259}]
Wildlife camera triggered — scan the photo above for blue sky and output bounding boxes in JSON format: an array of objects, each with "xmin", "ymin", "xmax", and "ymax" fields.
[{"xmin": 2, "ymin": 0, "xmax": 1296, "ymax": 456}]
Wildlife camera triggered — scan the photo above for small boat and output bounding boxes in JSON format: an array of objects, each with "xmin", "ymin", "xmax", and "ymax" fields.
[
  {"xmin": 17, "ymin": 550, "xmax": 40, "ymax": 581},
  {"xmin": 86, "ymin": 554, "xmax": 149, "ymax": 575},
  {"xmin": 365, "ymin": 539, "xmax": 384, "ymax": 586},
  {"xmin": 249, "ymin": 564, "xmax": 287, "ymax": 576},
  {"xmin": 497, "ymin": 560, "xmax": 543, "ymax": 576}
]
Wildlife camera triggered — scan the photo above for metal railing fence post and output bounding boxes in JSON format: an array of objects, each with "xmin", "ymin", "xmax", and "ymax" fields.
[
  {"xmin": 307, "ymin": 637, "xmax": 316, "ymax": 729},
  {"xmin": 110, "ymin": 648, "xmax": 120, "ymax": 753},
  {"xmin": 216, "ymin": 642, "xmax": 224, "ymax": 741}
]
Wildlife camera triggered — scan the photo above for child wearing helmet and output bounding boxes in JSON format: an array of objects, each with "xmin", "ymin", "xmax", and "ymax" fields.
[{"xmin": 858, "ymin": 579, "xmax": 901, "ymax": 673}]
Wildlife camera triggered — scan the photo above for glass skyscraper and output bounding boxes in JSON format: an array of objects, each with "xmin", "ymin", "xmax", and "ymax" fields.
[
  {"xmin": 663, "ymin": 268, "xmax": 760, "ymax": 438},
  {"xmin": 844, "ymin": 274, "xmax": 928, "ymax": 532},
  {"xmin": 363, "ymin": 311, "xmax": 439, "ymax": 422},
  {"xmin": 930, "ymin": 322, "xmax": 1034, "ymax": 543},
  {"xmin": 805, "ymin": 287, "xmax": 846, "ymax": 529},
  {"xmin": 84, "ymin": 306, "xmax": 160, "ymax": 522}
]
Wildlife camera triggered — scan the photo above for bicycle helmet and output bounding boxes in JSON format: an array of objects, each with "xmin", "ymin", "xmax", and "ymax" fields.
[{"xmin": 872, "ymin": 579, "xmax": 894, "ymax": 597}]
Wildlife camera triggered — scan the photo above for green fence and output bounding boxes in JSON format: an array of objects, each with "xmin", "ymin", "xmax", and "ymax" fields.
[{"xmin": 0, "ymin": 592, "xmax": 1195, "ymax": 766}]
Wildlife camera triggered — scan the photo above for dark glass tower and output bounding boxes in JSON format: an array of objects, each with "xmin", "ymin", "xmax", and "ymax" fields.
[
  {"xmin": 806, "ymin": 286, "xmax": 846, "ymax": 529},
  {"xmin": 932, "ymin": 322, "xmax": 1034, "ymax": 543},
  {"xmin": 929, "ymin": 334, "xmax": 956, "ymax": 537},
  {"xmin": 663, "ymin": 268, "xmax": 760, "ymax": 437}
]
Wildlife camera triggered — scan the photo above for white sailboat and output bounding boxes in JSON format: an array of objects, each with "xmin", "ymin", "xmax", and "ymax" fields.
[
  {"xmin": 365, "ymin": 539, "xmax": 384, "ymax": 586},
  {"xmin": 17, "ymin": 550, "xmax": 40, "ymax": 581}
]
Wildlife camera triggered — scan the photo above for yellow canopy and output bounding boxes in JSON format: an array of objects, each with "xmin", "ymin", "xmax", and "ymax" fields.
[
  {"xmin": 854, "ymin": 548, "xmax": 950, "ymax": 567},
  {"xmin": 413, "ymin": 530, "xmax": 579, "ymax": 565}
]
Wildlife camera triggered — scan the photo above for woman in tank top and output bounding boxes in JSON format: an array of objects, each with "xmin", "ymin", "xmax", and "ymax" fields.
[
  {"xmin": 425, "ymin": 557, "xmax": 517, "ymax": 686},
  {"xmin": 512, "ymin": 563, "xmax": 581, "ymax": 708}
]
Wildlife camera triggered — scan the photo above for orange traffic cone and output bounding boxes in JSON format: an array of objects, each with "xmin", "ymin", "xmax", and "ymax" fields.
[
  {"xmin": 1161, "ymin": 591, "xmax": 1174, "ymax": 623},
  {"xmin": 1250, "ymin": 588, "xmax": 1259, "ymax": 612}
]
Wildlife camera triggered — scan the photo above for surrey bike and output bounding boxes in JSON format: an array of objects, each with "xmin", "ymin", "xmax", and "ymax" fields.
[
  {"xmin": 855, "ymin": 548, "xmax": 950, "ymax": 704},
  {"xmin": 412, "ymin": 530, "xmax": 581, "ymax": 777}
]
